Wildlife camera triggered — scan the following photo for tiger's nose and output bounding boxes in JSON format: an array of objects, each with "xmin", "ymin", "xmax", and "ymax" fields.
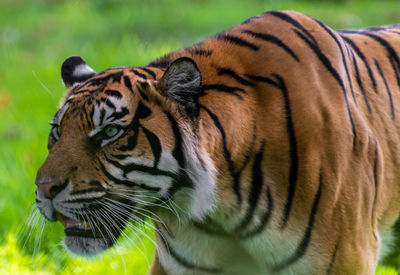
[{"xmin": 35, "ymin": 178, "xmax": 65, "ymax": 199}]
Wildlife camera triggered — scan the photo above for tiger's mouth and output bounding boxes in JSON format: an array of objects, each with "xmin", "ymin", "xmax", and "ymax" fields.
[
  {"xmin": 57, "ymin": 213, "xmax": 101, "ymax": 238},
  {"xmin": 55, "ymin": 211, "xmax": 127, "ymax": 255}
]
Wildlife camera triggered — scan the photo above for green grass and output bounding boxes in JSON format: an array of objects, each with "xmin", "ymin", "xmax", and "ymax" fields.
[{"xmin": 0, "ymin": 0, "xmax": 399, "ymax": 274}]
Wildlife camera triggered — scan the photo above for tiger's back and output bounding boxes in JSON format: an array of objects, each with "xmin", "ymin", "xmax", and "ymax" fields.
[
  {"xmin": 35, "ymin": 10, "xmax": 400, "ymax": 274},
  {"xmin": 148, "ymin": 11, "xmax": 400, "ymax": 274}
]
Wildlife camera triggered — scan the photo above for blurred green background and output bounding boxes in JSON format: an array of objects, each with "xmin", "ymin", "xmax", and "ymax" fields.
[{"xmin": 0, "ymin": 0, "xmax": 399, "ymax": 274}]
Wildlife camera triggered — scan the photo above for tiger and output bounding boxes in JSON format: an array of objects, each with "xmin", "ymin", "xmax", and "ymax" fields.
[{"xmin": 34, "ymin": 10, "xmax": 400, "ymax": 274}]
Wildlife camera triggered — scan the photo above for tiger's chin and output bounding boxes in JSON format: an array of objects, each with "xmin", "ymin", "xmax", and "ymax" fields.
[
  {"xmin": 58, "ymin": 213, "xmax": 125, "ymax": 256},
  {"xmin": 64, "ymin": 235, "xmax": 114, "ymax": 256}
]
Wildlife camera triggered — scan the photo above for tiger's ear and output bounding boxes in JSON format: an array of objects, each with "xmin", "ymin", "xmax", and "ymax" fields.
[
  {"xmin": 159, "ymin": 57, "xmax": 202, "ymax": 117},
  {"xmin": 61, "ymin": 56, "xmax": 96, "ymax": 88}
]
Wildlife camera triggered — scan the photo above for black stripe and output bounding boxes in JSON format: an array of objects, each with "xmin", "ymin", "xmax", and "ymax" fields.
[
  {"xmin": 267, "ymin": 11, "xmax": 318, "ymax": 45},
  {"xmin": 272, "ymin": 174, "xmax": 322, "ymax": 272},
  {"xmin": 118, "ymin": 129, "xmax": 138, "ymax": 151},
  {"xmin": 217, "ymin": 34, "xmax": 259, "ymax": 51},
  {"xmin": 373, "ymin": 139, "xmax": 379, "ymax": 193},
  {"xmin": 165, "ymin": 112, "xmax": 185, "ymax": 168},
  {"xmin": 374, "ymin": 59, "xmax": 395, "ymax": 119},
  {"xmin": 110, "ymin": 153, "xmax": 131, "ymax": 160},
  {"xmin": 154, "ymin": 172, "xmax": 192, "ymax": 206},
  {"xmin": 159, "ymin": 236, "xmax": 222, "ymax": 273},
  {"xmin": 131, "ymin": 68, "xmax": 147, "ymax": 79},
  {"xmin": 137, "ymin": 86, "xmax": 150, "ymax": 101},
  {"xmin": 117, "ymin": 101, "xmax": 151, "ymax": 151},
  {"xmin": 136, "ymin": 101, "xmax": 152, "ymax": 119},
  {"xmin": 350, "ymin": 50, "xmax": 372, "ymax": 113},
  {"xmin": 273, "ymin": 75, "xmax": 299, "ymax": 229},
  {"xmin": 105, "ymin": 89, "xmax": 123, "ymax": 99},
  {"xmin": 168, "ymin": 171, "xmax": 192, "ymax": 194},
  {"xmin": 139, "ymin": 67, "xmax": 156, "ymax": 79},
  {"xmin": 245, "ymin": 74, "xmax": 278, "ymax": 87},
  {"xmin": 71, "ymin": 89, "xmax": 91, "ymax": 96},
  {"xmin": 371, "ymin": 137, "xmax": 379, "ymax": 240},
  {"xmin": 390, "ymin": 57, "xmax": 400, "ymax": 91},
  {"xmin": 237, "ymin": 74, "xmax": 298, "ymax": 225},
  {"xmin": 235, "ymin": 143, "xmax": 265, "ymax": 232},
  {"xmin": 200, "ymin": 105, "xmax": 241, "ymax": 204},
  {"xmin": 98, "ymin": 160, "xmax": 161, "ymax": 191},
  {"xmin": 202, "ymin": 84, "xmax": 246, "ymax": 100},
  {"xmin": 312, "ymin": 19, "xmax": 357, "ymax": 103},
  {"xmin": 88, "ymin": 107, "xmax": 95, "ymax": 128},
  {"xmin": 342, "ymin": 36, "xmax": 378, "ymax": 93},
  {"xmin": 294, "ymin": 29, "xmax": 357, "ymax": 149},
  {"xmin": 104, "ymin": 154, "xmax": 176, "ymax": 178},
  {"xmin": 187, "ymin": 48, "xmax": 213, "ymax": 57},
  {"xmin": 241, "ymin": 30, "xmax": 299, "ymax": 62},
  {"xmin": 123, "ymin": 76, "xmax": 134, "ymax": 93},
  {"xmin": 215, "ymin": 66, "xmax": 255, "ymax": 87},
  {"xmin": 84, "ymin": 107, "xmax": 94, "ymax": 129},
  {"xmin": 141, "ymin": 126, "xmax": 162, "ymax": 168},
  {"xmin": 326, "ymin": 240, "xmax": 339, "ymax": 275},
  {"xmin": 64, "ymin": 196, "xmax": 105, "ymax": 204},
  {"xmin": 88, "ymin": 71, "xmax": 123, "ymax": 86},
  {"xmin": 241, "ymin": 185, "xmax": 273, "ymax": 238},
  {"xmin": 109, "ymin": 107, "xmax": 129, "ymax": 120},
  {"xmin": 101, "ymin": 97, "xmax": 116, "ymax": 110},
  {"xmin": 78, "ymin": 112, "xmax": 85, "ymax": 122},
  {"xmin": 140, "ymin": 81, "xmax": 150, "ymax": 90},
  {"xmin": 362, "ymin": 33, "xmax": 400, "ymax": 89}
]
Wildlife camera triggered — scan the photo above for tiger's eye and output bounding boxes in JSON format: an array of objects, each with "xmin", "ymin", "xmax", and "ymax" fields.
[{"xmin": 104, "ymin": 126, "xmax": 119, "ymax": 137}]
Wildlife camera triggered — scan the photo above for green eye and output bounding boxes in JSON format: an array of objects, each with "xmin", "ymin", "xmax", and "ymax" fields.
[{"xmin": 103, "ymin": 125, "xmax": 119, "ymax": 138}]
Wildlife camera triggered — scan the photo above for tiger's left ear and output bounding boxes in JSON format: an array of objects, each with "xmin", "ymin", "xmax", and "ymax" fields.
[
  {"xmin": 61, "ymin": 56, "xmax": 96, "ymax": 88},
  {"xmin": 159, "ymin": 57, "xmax": 202, "ymax": 117}
]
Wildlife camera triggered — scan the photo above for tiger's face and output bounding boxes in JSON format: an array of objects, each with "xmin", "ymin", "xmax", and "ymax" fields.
[{"xmin": 35, "ymin": 56, "xmax": 216, "ymax": 255}]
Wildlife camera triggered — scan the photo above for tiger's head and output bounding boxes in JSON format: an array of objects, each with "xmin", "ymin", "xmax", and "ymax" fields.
[{"xmin": 35, "ymin": 56, "xmax": 216, "ymax": 255}]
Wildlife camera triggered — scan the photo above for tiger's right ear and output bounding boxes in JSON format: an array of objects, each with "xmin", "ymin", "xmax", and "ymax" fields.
[
  {"xmin": 61, "ymin": 56, "xmax": 96, "ymax": 88},
  {"xmin": 158, "ymin": 57, "xmax": 202, "ymax": 117}
]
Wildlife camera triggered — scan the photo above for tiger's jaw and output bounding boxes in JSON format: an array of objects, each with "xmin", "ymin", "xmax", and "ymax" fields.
[
  {"xmin": 35, "ymin": 182, "xmax": 129, "ymax": 256},
  {"xmin": 64, "ymin": 231, "xmax": 113, "ymax": 256},
  {"xmin": 56, "ymin": 212, "xmax": 128, "ymax": 256}
]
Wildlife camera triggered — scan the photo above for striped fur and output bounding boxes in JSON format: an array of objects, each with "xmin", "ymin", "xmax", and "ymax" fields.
[{"xmin": 35, "ymin": 11, "xmax": 400, "ymax": 274}]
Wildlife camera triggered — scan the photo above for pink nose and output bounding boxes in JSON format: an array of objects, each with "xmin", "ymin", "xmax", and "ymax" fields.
[{"xmin": 35, "ymin": 178, "xmax": 63, "ymax": 199}]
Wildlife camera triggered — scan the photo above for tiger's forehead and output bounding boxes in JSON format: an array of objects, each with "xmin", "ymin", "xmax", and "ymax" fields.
[
  {"xmin": 57, "ymin": 68, "xmax": 148, "ymax": 131},
  {"xmin": 67, "ymin": 68, "xmax": 136, "ymax": 100}
]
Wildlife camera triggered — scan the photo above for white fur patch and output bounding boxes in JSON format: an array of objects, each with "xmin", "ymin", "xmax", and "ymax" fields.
[
  {"xmin": 180, "ymin": 128, "xmax": 217, "ymax": 220},
  {"xmin": 126, "ymin": 171, "xmax": 173, "ymax": 196},
  {"xmin": 158, "ymin": 151, "xmax": 180, "ymax": 173},
  {"xmin": 72, "ymin": 63, "xmax": 96, "ymax": 78}
]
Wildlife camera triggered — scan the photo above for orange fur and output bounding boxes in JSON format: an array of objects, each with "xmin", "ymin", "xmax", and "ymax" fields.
[{"xmin": 36, "ymin": 11, "xmax": 400, "ymax": 274}]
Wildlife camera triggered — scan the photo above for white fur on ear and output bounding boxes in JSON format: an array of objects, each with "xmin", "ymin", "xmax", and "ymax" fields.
[
  {"xmin": 72, "ymin": 63, "xmax": 96, "ymax": 78},
  {"xmin": 61, "ymin": 56, "xmax": 96, "ymax": 88}
]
